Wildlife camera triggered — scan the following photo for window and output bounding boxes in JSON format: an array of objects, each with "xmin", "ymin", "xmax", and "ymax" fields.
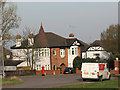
[
  {"xmin": 35, "ymin": 49, "xmax": 39, "ymax": 57},
  {"xmin": 45, "ymin": 65, "xmax": 47, "ymax": 70},
  {"xmin": 45, "ymin": 49, "xmax": 47, "ymax": 56},
  {"xmin": 41, "ymin": 49, "xmax": 44, "ymax": 56},
  {"xmin": 53, "ymin": 65, "xmax": 56, "ymax": 70},
  {"xmin": 75, "ymin": 48, "xmax": 78, "ymax": 55},
  {"xmin": 68, "ymin": 49, "xmax": 71, "ymax": 55},
  {"xmin": 53, "ymin": 49, "xmax": 56, "ymax": 55},
  {"xmin": 71, "ymin": 47, "xmax": 78, "ymax": 55},
  {"xmin": 72, "ymin": 48, "xmax": 74, "ymax": 55},
  {"xmin": 60, "ymin": 49, "xmax": 65, "ymax": 58},
  {"xmin": 48, "ymin": 65, "xmax": 49, "ymax": 70},
  {"xmin": 39, "ymin": 65, "xmax": 41, "ymax": 70},
  {"xmin": 37, "ymin": 65, "xmax": 39, "ymax": 70}
]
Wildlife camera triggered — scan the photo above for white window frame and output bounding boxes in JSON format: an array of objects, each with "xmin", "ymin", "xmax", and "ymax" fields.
[{"xmin": 60, "ymin": 49, "xmax": 65, "ymax": 58}]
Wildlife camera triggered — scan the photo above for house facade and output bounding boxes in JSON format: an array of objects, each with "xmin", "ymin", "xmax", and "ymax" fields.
[
  {"xmin": 11, "ymin": 24, "xmax": 87, "ymax": 70},
  {"xmin": 82, "ymin": 40, "xmax": 110, "ymax": 60}
]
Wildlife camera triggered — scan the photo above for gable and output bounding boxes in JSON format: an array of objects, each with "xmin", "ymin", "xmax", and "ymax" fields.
[
  {"xmin": 87, "ymin": 46, "xmax": 104, "ymax": 51},
  {"xmin": 72, "ymin": 40, "xmax": 80, "ymax": 46}
]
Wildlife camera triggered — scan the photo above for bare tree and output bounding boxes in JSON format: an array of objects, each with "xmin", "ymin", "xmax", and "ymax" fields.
[
  {"xmin": 0, "ymin": 1, "xmax": 21, "ymax": 78},
  {"xmin": 21, "ymin": 26, "xmax": 37, "ymax": 70}
]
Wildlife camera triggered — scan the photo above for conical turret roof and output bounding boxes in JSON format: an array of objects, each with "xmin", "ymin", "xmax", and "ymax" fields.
[{"xmin": 34, "ymin": 24, "xmax": 49, "ymax": 48}]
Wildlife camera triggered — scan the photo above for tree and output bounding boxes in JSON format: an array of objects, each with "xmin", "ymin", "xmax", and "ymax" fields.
[
  {"xmin": 0, "ymin": 1, "xmax": 21, "ymax": 78},
  {"xmin": 73, "ymin": 56, "xmax": 82, "ymax": 71},
  {"xmin": 21, "ymin": 26, "xmax": 37, "ymax": 70},
  {"xmin": 101, "ymin": 24, "xmax": 120, "ymax": 58}
]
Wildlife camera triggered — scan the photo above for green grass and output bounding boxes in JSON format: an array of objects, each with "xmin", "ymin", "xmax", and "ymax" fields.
[
  {"xmin": 56, "ymin": 79, "xmax": 119, "ymax": 88},
  {"xmin": 1, "ymin": 76, "xmax": 23, "ymax": 86}
]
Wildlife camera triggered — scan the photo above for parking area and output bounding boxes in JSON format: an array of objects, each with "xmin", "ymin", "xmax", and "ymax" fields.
[{"xmin": 3, "ymin": 74, "xmax": 117, "ymax": 88}]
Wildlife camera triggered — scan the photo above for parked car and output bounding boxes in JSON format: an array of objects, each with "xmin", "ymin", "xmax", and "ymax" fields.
[
  {"xmin": 64, "ymin": 67, "xmax": 73, "ymax": 74},
  {"xmin": 81, "ymin": 63, "xmax": 111, "ymax": 81}
]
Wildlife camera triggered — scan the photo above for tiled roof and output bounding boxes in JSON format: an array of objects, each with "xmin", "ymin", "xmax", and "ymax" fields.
[
  {"xmin": 4, "ymin": 60, "xmax": 24, "ymax": 66},
  {"xmin": 90, "ymin": 40, "xmax": 102, "ymax": 47},
  {"xmin": 34, "ymin": 25, "xmax": 49, "ymax": 48},
  {"xmin": 85, "ymin": 40, "xmax": 103, "ymax": 51},
  {"xmin": 11, "ymin": 25, "xmax": 88, "ymax": 49}
]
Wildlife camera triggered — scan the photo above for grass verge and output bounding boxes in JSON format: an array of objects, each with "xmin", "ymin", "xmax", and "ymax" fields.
[
  {"xmin": 56, "ymin": 79, "xmax": 119, "ymax": 88},
  {"xmin": 2, "ymin": 76, "xmax": 23, "ymax": 86}
]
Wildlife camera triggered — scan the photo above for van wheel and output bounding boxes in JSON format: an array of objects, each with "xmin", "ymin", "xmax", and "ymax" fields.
[
  {"xmin": 83, "ymin": 79, "xmax": 86, "ymax": 81},
  {"xmin": 99, "ymin": 76, "xmax": 103, "ymax": 81},
  {"xmin": 108, "ymin": 75, "xmax": 111, "ymax": 80}
]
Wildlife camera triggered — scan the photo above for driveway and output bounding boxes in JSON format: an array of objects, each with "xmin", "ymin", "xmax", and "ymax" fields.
[{"xmin": 3, "ymin": 74, "xmax": 117, "ymax": 88}]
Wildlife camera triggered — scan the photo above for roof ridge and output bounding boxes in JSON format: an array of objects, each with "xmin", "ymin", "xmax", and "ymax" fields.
[{"xmin": 45, "ymin": 32, "xmax": 67, "ymax": 39}]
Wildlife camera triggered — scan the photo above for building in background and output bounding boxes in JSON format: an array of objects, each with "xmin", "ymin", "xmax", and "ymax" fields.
[{"xmin": 82, "ymin": 40, "xmax": 110, "ymax": 60}]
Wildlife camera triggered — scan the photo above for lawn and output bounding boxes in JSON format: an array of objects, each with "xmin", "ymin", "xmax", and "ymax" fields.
[
  {"xmin": 1, "ymin": 76, "xmax": 23, "ymax": 86},
  {"xmin": 56, "ymin": 79, "xmax": 119, "ymax": 88}
]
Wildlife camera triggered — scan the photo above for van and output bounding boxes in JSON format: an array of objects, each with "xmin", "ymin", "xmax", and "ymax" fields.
[{"xmin": 81, "ymin": 63, "xmax": 111, "ymax": 81}]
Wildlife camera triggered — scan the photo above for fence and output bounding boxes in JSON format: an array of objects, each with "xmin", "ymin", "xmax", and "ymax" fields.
[{"xmin": 5, "ymin": 70, "xmax": 36, "ymax": 77}]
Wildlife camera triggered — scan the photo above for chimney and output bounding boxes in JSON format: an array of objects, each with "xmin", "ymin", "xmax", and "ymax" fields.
[
  {"xmin": 28, "ymin": 34, "xmax": 34, "ymax": 46},
  {"xmin": 69, "ymin": 33, "xmax": 75, "ymax": 39},
  {"xmin": 16, "ymin": 35, "xmax": 21, "ymax": 47}
]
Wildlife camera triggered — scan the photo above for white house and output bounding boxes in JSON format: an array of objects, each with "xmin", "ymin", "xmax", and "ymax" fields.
[{"xmin": 82, "ymin": 40, "xmax": 110, "ymax": 60}]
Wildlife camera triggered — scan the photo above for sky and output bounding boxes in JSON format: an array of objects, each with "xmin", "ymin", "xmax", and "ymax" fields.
[{"xmin": 10, "ymin": 2, "xmax": 118, "ymax": 44}]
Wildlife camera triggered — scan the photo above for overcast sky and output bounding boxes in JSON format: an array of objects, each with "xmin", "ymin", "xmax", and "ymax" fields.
[{"xmin": 11, "ymin": 2, "xmax": 118, "ymax": 44}]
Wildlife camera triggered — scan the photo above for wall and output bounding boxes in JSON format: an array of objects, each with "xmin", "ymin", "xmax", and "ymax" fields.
[
  {"xmin": 36, "ymin": 70, "xmax": 60, "ymax": 75},
  {"xmin": 5, "ymin": 66, "xmax": 16, "ymax": 71},
  {"xmin": 114, "ymin": 60, "xmax": 120, "ymax": 75},
  {"xmin": 50, "ymin": 48, "xmax": 68, "ymax": 70},
  {"xmin": 36, "ymin": 56, "xmax": 50, "ymax": 70},
  {"xmin": 5, "ymin": 70, "xmax": 36, "ymax": 77},
  {"xmin": 68, "ymin": 46, "xmax": 81, "ymax": 67},
  {"xmin": 76, "ymin": 68, "xmax": 81, "ymax": 74},
  {"xmin": 82, "ymin": 52, "xmax": 86, "ymax": 59},
  {"xmin": 12, "ymin": 49, "xmax": 27, "ymax": 60}
]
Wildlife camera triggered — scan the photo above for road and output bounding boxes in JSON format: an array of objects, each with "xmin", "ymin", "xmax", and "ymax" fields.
[
  {"xmin": 3, "ymin": 74, "xmax": 91, "ymax": 88},
  {"xmin": 3, "ymin": 74, "xmax": 117, "ymax": 89}
]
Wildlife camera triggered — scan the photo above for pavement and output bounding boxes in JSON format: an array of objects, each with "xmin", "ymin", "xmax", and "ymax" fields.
[{"xmin": 2, "ymin": 74, "xmax": 118, "ymax": 89}]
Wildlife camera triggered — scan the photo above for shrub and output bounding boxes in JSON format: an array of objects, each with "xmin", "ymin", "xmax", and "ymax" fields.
[{"xmin": 57, "ymin": 67, "xmax": 62, "ymax": 74}]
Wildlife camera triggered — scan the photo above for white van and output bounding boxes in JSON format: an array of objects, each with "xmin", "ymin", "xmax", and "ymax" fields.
[{"xmin": 81, "ymin": 63, "xmax": 111, "ymax": 81}]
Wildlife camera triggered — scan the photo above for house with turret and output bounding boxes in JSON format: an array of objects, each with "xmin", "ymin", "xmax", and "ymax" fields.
[{"xmin": 11, "ymin": 24, "xmax": 88, "ymax": 70}]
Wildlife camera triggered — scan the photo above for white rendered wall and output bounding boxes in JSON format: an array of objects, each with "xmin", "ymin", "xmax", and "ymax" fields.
[
  {"xmin": 35, "ymin": 48, "xmax": 51, "ymax": 70},
  {"xmin": 68, "ymin": 46, "xmax": 78, "ymax": 68},
  {"xmin": 86, "ymin": 51, "xmax": 109, "ymax": 60},
  {"xmin": 12, "ymin": 49, "xmax": 27, "ymax": 60},
  {"xmin": 5, "ymin": 66, "xmax": 16, "ymax": 71}
]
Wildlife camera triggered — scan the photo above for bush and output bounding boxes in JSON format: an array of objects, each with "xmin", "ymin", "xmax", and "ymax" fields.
[
  {"xmin": 57, "ymin": 67, "xmax": 62, "ymax": 74},
  {"xmin": 73, "ymin": 56, "xmax": 82, "ymax": 70}
]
